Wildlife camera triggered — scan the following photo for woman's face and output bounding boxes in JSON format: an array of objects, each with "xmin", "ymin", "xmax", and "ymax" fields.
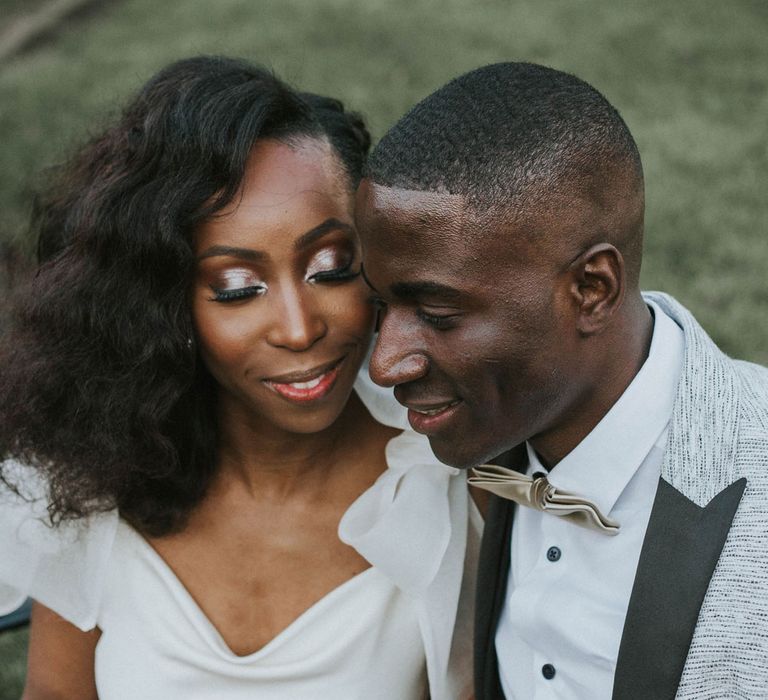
[{"xmin": 192, "ymin": 138, "xmax": 374, "ymax": 436}]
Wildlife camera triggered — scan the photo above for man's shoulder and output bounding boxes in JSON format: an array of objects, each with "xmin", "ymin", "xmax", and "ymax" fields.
[
  {"xmin": 731, "ymin": 357, "xmax": 768, "ymax": 385},
  {"xmin": 644, "ymin": 290, "xmax": 768, "ymax": 433},
  {"xmin": 644, "ymin": 291, "xmax": 767, "ymax": 380},
  {"xmin": 731, "ymin": 358, "xmax": 768, "ymax": 431}
]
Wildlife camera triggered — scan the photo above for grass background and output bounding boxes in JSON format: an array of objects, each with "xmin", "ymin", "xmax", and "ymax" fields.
[{"xmin": 0, "ymin": 0, "xmax": 766, "ymax": 695}]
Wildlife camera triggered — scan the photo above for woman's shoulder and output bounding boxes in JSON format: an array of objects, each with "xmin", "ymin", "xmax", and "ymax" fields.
[
  {"xmin": 0, "ymin": 460, "xmax": 118, "ymax": 631},
  {"xmin": 347, "ymin": 368, "xmax": 478, "ymax": 699},
  {"xmin": 344, "ymin": 368, "xmax": 473, "ymax": 581}
]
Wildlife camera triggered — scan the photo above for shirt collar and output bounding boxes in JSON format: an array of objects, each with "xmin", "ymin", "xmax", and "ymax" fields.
[{"xmin": 526, "ymin": 300, "xmax": 685, "ymax": 517}]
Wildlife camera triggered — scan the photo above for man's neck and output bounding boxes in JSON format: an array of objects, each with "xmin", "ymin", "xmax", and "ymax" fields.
[{"xmin": 530, "ymin": 296, "xmax": 654, "ymax": 469}]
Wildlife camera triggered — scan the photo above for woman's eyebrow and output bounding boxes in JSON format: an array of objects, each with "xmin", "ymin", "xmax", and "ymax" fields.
[
  {"xmin": 294, "ymin": 218, "xmax": 355, "ymax": 250},
  {"xmin": 196, "ymin": 219, "xmax": 354, "ymax": 261},
  {"xmin": 197, "ymin": 246, "xmax": 266, "ymax": 261}
]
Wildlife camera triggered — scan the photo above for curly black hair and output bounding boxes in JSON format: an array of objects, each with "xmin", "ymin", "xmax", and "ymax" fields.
[{"xmin": 0, "ymin": 56, "xmax": 371, "ymax": 536}]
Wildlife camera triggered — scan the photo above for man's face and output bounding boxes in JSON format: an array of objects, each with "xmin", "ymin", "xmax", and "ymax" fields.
[{"xmin": 356, "ymin": 180, "xmax": 587, "ymax": 468}]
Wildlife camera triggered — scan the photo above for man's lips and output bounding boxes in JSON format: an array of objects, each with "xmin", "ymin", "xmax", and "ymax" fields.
[
  {"xmin": 404, "ymin": 399, "xmax": 461, "ymax": 416},
  {"xmin": 401, "ymin": 398, "xmax": 463, "ymax": 434},
  {"xmin": 263, "ymin": 357, "xmax": 345, "ymax": 403}
]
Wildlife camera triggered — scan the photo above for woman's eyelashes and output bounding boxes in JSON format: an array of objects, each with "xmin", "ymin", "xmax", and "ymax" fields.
[
  {"xmin": 211, "ymin": 285, "xmax": 267, "ymax": 302},
  {"xmin": 209, "ymin": 268, "xmax": 267, "ymax": 302},
  {"xmin": 207, "ymin": 246, "xmax": 360, "ymax": 303},
  {"xmin": 305, "ymin": 246, "xmax": 359, "ymax": 282}
]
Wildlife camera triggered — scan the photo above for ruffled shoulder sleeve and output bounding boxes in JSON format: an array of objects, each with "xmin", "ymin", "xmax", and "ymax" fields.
[
  {"xmin": 352, "ymin": 368, "xmax": 409, "ymax": 430},
  {"xmin": 0, "ymin": 461, "xmax": 118, "ymax": 631},
  {"xmin": 343, "ymin": 366, "xmax": 480, "ymax": 699}
]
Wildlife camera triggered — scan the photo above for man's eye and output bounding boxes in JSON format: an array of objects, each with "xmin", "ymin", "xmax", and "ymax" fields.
[{"xmin": 417, "ymin": 308, "xmax": 458, "ymax": 330}]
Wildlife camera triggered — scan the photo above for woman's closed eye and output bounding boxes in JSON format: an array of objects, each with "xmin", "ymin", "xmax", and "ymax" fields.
[
  {"xmin": 209, "ymin": 268, "xmax": 267, "ymax": 303},
  {"xmin": 305, "ymin": 247, "xmax": 360, "ymax": 283}
]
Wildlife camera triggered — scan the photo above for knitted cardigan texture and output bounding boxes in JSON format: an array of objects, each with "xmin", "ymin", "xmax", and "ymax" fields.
[{"xmin": 648, "ymin": 292, "xmax": 768, "ymax": 699}]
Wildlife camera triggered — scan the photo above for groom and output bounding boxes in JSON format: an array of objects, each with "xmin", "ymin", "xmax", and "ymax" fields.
[{"xmin": 355, "ymin": 62, "xmax": 768, "ymax": 698}]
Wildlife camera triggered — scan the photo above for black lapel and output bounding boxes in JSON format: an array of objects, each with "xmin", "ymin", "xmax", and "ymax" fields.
[
  {"xmin": 474, "ymin": 494, "xmax": 514, "ymax": 700},
  {"xmin": 474, "ymin": 444, "xmax": 526, "ymax": 700},
  {"xmin": 612, "ymin": 476, "xmax": 746, "ymax": 700}
]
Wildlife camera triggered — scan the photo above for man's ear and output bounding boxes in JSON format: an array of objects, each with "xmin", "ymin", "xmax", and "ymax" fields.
[{"xmin": 567, "ymin": 243, "xmax": 625, "ymax": 335}]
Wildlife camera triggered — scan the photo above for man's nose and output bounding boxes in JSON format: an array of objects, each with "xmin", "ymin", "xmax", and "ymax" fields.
[
  {"xmin": 266, "ymin": 287, "xmax": 327, "ymax": 351},
  {"xmin": 369, "ymin": 313, "xmax": 429, "ymax": 387}
]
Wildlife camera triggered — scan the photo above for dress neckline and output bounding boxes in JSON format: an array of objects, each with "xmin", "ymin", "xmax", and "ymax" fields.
[{"xmin": 119, "ymin": 520, "xmax": 379, "ymax": 661}]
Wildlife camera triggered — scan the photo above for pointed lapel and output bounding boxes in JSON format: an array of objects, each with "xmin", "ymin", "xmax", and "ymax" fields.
[
  {"xmin": 473, "ymin": 444, "xmax": 526, "ymax": 700},
  {"xmin": 612, "ymin": 476, "xmax": 746, "ymax": 699},
  {"xmin": 612, "ymin": 294, "xmax": 745, "ymax": 697},
  {"xmin": 474, "ymin": 494, "xmax": 514, "ymax": 700},
  {"xmin": 644, "ymin": 292, "xmax": 741, "ymax": 505}
]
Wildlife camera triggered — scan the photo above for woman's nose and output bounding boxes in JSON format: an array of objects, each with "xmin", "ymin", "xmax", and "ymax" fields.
[{"xmin": 265, "ymin": 287, "xmax": 327, "ymax": 351}]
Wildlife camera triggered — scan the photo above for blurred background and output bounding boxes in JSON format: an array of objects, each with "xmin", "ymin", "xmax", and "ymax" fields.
[{"xmin": 0, "ymin": 0, "xmax": 766, "ymax": 694}]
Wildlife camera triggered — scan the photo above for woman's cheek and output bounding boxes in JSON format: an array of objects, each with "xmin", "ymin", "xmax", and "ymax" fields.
[{"xmin": 341, "ymin": 282, "xmax": 376, "ymax": 336}]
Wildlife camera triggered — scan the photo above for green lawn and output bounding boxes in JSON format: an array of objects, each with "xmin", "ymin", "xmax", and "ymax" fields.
[
  {"xmin": 0, "ymin": 0, "xmax": 47, "ymax": 29},
  {"xmin": 0, "ymin": 626, "xmax": 28, "ymax": 697},
  {"xmin": 0, "ymin": 0, "xmax": 766, "ymax": 695}
]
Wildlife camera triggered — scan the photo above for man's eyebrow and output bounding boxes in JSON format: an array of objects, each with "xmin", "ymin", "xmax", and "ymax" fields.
[
  {"xmin": 295, "ymin": 218, "xmax": 355, "ymax": 250},
  {"xmin": 197, "ymin": 246, "xmax": 265, "ymax": 262},
  {"xmin": 360, "ymin": 267, "xmax": 462, "ymax": 301},
  {"xmin": 391, "ymin": 281, "xmax": 463, "ymax": 301}
]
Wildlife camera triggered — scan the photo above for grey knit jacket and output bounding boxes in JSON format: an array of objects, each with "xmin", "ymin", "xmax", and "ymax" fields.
[{"xmin": 645, "ymin": 292, "xmax": 768, "ymax": 699}]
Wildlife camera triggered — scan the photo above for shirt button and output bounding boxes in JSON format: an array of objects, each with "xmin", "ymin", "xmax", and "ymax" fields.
[
  {"xmin": 546, "ymin": 546, "xmax": 561, "ymax": 562},
  {"xmin": 542, "ymin": 663, "xmax": 556, "ymax": 680}
]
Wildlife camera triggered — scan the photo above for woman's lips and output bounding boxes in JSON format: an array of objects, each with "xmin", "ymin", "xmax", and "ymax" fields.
[{"xmin": 263, "ymin": 358, "xmax": 344, "ymax": 403}]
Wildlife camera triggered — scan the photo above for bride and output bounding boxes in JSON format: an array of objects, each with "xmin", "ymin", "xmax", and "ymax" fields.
[{"xmin": 0, "ymin": 55, "xmax": 479, "ymax": 699}]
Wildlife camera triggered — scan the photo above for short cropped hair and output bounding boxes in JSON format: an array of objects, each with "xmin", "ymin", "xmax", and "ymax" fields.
[
  {"xmin": 0, "ymin": 56, "xmax": 370, "ymax": 536},
  {"xmin": 366, "ymin": 62, "xmax": 642, "ymax": 207}
]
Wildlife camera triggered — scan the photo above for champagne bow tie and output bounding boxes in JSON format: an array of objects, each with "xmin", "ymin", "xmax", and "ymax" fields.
[{"xmin": 468, "ymin": 464, "xmax": 620, "ymax": 536}]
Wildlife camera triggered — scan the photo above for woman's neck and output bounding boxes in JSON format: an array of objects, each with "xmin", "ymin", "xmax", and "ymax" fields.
[{"xmin": 213, "ymin": 392, "xmax": 380, "ymax": 500}]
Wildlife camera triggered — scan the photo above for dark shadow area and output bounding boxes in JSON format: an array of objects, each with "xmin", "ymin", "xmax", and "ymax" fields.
[
  {"xmin": 0, "ymin": 242, "xmax": 32, "ymax": 335},
  {"xmin": 0, "ymin": 600, "xmax": 32, "ymax": 632}
]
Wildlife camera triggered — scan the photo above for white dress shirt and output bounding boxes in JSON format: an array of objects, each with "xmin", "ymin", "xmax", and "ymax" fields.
[{"xmin": 496, "ymin": 301, "xmax": 685, "ymax": 699}]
